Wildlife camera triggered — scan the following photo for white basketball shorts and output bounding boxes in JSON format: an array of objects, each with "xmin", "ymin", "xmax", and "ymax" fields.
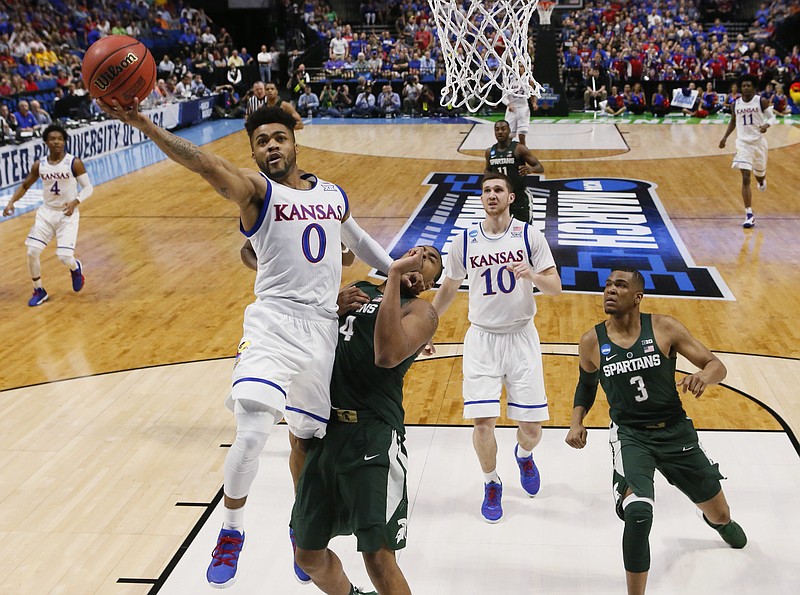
[
  {"xmin": 505, "ymin": 103, "xmax": 531, "ymax": 137},
  {"xmin": 25, "ymin": 206, "xmax": 80, "ymax": 257},
  {"xmin": 732, "ymin": 137, "xmax": 767, "ymax": 177},
  {"xmin": 462, "ymin": 321, "xmax": 549, "ymax": 422},
  {"xmin": 227, "ymin": 302, "xmax": 338, "ymax": 439}
]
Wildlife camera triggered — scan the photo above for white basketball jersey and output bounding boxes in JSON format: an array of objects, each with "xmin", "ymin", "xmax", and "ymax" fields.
[
  {"xmin": 444, "ymin": 219, "xmax": 556, "ymax": 332},
  {"xmin": 39, "ymin": 154, "xmax": 77, "ymax": 210},
  {"xmin": 734, "ymin": 95, "xmax": 765, "ymax": 143},
  {"xmin": 245, "ymin": 173, "xmax": 347, "ymax": 320}
]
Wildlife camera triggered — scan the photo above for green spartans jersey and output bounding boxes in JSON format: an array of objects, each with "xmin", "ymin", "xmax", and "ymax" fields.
[
  {"xmin": 595, "ymin": 313, "xmax": 686, "ymax": 428},
  {"xmin": 487, "ymin": 141, "xmax": 528, "ymax": 209},
  {"xmin": 331, "ymin": 281, "xmax": 417, "ymax": 434}
]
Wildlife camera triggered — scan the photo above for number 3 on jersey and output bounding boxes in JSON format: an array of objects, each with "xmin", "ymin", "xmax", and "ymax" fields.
[{"xmin": 630, "ymin": 375, "xmax": 649, "ymax": 402}]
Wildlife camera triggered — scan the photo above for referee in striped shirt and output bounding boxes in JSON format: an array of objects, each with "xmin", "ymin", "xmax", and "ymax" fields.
[{"xmin": 245, "ymin": 81, "xmax": 269, "ymax": 119}]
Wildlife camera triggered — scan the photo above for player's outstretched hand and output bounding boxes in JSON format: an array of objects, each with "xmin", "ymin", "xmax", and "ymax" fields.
[
  {"xmin": 98, "ymin": 97, "xmax": 147, "ymax": 126},
  {"xmin": 2, "ymin": 203, "xmax": 13, "ymax": 217},
  {"xmin": 676, "ymin": 373, "xmax": 708, "ymax": 398},
  {"xmin": 565, "ymin": 424, "xmax": 588, "ymax": 449},
  {"xmin": 337, "ymin": 284, "xmax": 370, "ymax": 315}
]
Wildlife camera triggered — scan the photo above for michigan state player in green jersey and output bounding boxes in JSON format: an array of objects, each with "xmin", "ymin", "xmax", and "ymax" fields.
[
  {"xmin": 566, "ymin": 268, "xmax": 747, "ymax": 595},
  {"xmin": 484, "ymin": 119, "xmax": 544, "ymax": 223},
  {"xmin": 292, "ymin": 246, "xmax": 442, "ymax": 595}
]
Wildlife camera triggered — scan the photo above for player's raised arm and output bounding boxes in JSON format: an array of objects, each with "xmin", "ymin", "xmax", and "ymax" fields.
[
  {"xmin": 3, "ymin": 161, "xmax": 41, "ymax": 216},
  {"xmin": 655, "ymin": 314, "xmax": 726, "ymax": 398},
  {"xmin": 99, "ymin": 99, "xmax": 263, "ymax": 212},
  {"xmin": 375, "ymin": 247, "xmax": 440, "ymax": 368}
]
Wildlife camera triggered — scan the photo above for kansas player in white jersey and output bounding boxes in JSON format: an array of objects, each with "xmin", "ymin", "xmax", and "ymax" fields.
[
  {"xmin": 719, "ymin": 74, "xmax": 777, "ymax": 228},
  {"xmin": 430, "ymin": 171, "xmax": 561, "ymax": 523},
  {"xmin": 100, "ymin": 101, "xmax": 396, "ymax": 588},
  {"xmin": 3, "ymin": 124, "xmax": 92, "ymax": 306},
  {"xmin": 502, "ymin": 91, "xmax": 532, "ymax": 147}
]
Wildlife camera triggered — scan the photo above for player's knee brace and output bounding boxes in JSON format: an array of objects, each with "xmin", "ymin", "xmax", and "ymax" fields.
[
  {"xmin": 622, "ymin": 500, "xmax": 653, "ymax": 573},
  {"xmin": 224, "ymin": 429, "xmax": 270, "ymax": 499},
  {"xmin": 26, "ymin": 247, "xmax": 43, "ymax": 278},
  {"xmin": 57, "ymin": 254, "xmax": 76, "ymax": 268}
]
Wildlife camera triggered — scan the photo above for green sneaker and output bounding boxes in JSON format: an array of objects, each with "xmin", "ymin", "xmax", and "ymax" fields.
[
  {"xmin": 702, "ymin": 514, "xmax": 747, "ymax": 549},
  {"xmin": 351, "ymin": 587, "xmax": 377, "ymax": 595}
]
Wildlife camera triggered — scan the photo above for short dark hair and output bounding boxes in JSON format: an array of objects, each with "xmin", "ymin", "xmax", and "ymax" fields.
[
  {"xmin": 611, "ymin": 267, "xmax": 645, "ymax": 291},
  {"xmin": 245, "ymin": 106, "xmax": 296, "ymax": 138},
  {"xmin": 738, "ymin": 73, "xmax": 758, "ymax": 88},
  {"xmin": 482, "ymin": 171, "xmax": 513, "ymax": 194},
  {"xmin": 42, "ymin": 123, "xmax": 68, "ymax": 143}
]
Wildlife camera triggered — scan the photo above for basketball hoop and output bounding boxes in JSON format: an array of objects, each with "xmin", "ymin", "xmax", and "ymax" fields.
[
  {"xmin": 428, "ymin": 0, "xmax": 544, "ymax": 112},
  {"xmin": 536, "ymin": 1, "xmax": 556, "ymax": 27}
]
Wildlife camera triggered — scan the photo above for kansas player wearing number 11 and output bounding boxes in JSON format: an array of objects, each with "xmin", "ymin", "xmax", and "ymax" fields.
[
  {"xmin": 429, "ymin": 171, "xmax": 561, "ymax": 523},
  {"xmin": 98, "ymin": 101, "xmax": 395, "ymax": 589},
  {"xmin": 3, "ymin": 124, "xmax": 91, "ymax": 307}
]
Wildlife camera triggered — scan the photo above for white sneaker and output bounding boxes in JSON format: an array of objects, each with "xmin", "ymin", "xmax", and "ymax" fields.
[
  {"xmin": 742, "ymin": 213, "xmax": 755, "ymax": 228},
  {"xmin": 757, "ymin": 180, "xmax": 767, "ymax": 192}
]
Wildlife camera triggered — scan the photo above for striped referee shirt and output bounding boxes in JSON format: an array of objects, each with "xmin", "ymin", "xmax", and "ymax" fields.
[{"xmin": 246, "ymin": 95, "xmax": 270, "ymax": 117}]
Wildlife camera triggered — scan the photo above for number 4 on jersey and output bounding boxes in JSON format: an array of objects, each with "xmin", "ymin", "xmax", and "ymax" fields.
[{"xmin": 50, "ymin": 181, "xmax": 60, "ymax": 195}]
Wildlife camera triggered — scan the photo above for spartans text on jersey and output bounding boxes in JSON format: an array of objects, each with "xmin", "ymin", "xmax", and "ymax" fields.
[{"xmin": 602, "ymin": 353, "xmax": 662, "ymax": 377}]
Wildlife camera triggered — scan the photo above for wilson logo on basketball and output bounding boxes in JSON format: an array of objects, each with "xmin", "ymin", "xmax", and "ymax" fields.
[{"xmin": 93, "ymin": 52, "xmax": 139, "ymax": 91}]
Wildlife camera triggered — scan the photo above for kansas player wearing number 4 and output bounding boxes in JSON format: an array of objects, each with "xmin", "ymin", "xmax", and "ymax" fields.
[
  {"xmin": 429, "ymin": 172, "xmax": 561, "ymax": 523},
  {"xmin": 99, "ymin": 102, "xmax": 397, "ymax": 589},
  {"xmin": 719, "ymin": 74, "xmax": 778, "ymax": 228},
  {"xmin": 3, "ymin": 124, "xmax": 91, "ymax": 306}
]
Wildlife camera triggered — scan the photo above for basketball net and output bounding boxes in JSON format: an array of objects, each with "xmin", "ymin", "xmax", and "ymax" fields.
[
  {"xmin": 428, "ymin": 0, "xmax": 544, "ymax": 112},
  {"xmin": 536, "ymin": 1, "xmax": 556, "ymax": 27}
]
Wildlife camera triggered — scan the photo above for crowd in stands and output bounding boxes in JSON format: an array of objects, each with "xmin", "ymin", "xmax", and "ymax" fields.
[
  {"xmin": 561, "ymin": 0, "xmax": 800, "ymax": 114},
  {"xmin": 0, "ymin": 0, "xmax": 291, "ymax": 140}
]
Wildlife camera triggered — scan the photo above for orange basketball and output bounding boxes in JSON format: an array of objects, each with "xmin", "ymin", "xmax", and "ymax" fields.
[{"xmin": 82, "ymin": 35, "xmax": 156, "ymax": 108}]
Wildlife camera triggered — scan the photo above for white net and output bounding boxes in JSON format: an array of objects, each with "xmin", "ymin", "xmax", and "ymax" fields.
[
  {"xmin": 536, "ymin": 1, "xmax": 555, "ymax": 26},
  {"xmin": 428, "ymin": 0, "xmax": 544, "ymax": 112}
]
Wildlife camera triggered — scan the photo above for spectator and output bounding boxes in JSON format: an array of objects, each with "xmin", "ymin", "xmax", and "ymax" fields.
[
  {"xmin": 13, "ymin": 100, "xmax": 38, "ymax": 134},
  {"xmin": 297, "ymin": 85, "xmax": 321, "ymax": 118},
  {"xmin": 604, "ymin": 86, "xmax": 627, "ymax": 116},
  {"xmin": 652, "ymin": 83, "xmax": 671, "ymax": 117},
  {"xmin": 628, "ymin": 82, "xmax": 647, "ymax": 115},
  {"xmin": 376, "ymin": 83, "xmax": 401, "ymax": 117},
  {"xmin": 289, "ymin": 63, "xmax": 310, "ymax": 104},
  {"xmin": 239, "ymin": 47, "xmax": 254, "ymax": 65},
  {"xmin": 174, "ymin": 73, "xmax": 194, "ymax": 99},
  {"xmin": 354, "ymin": 85, "xmax": 376, "ymax": 117},
  {"xmin": 584, "ymin": 67, "xmax": 608, "ymax": 111},
  {"xmin": 0, "ymin": 103, "xmax": 17, "ymax": 132},
  {"xmin": 420, "ymin": 50, "xmax": 435, "ymax": 79},
  {"xmin": 402, "ymin": 75, "xmax": 422, "ymax": 115},
  {"xmin": 333, "ymin": 83, "xmax": 353, "ymax": 117},
  {"xmin": 29, "ymin": 100, "xmax": 52, "ymax": 127},
  {"xmin": 329, "ymin": 30, "xmax": 348, "ymax": 60},
  {"xmin": 227, "ymin": 49, "xmax": 245, "ymax": 69},
  {"xmin": 367, "ymin": 49, "xmax": 383, "ymax": 78},
  {"xmin": 158, "ymin": 54, "xmax": 176, "ymax": 79},
  {"xmin": 318, "ymin": 83, "xmax": 338, "ymax": 116},
  {"xmin": 257, "ymin": 45, "xmax": 272, "ymax": 83},
  {"xmin": 772, "ymin": 83, "xmax": 791, "ymax": 116}
]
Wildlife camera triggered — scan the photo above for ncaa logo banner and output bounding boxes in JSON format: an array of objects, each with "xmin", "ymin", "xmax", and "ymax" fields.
[{"xmin": 382, "ymin": 173, "xmax": 733, "ymax": 300}]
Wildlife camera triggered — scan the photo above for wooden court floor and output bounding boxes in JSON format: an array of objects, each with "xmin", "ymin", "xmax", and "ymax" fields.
[{"xmin": 0, "ymin": 119, "xmax": 799, "ymax": 593}]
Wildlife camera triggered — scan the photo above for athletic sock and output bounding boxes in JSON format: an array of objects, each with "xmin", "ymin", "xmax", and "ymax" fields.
[
  {"xmin": 222, "ymin": 506, "xmax": 245, "ymax": 532},
  {"xmin": 484, "ymin": 470, "xmax": 501, "ymax": 484},
  {"xmin": 516, "ymin": 445, "xmax": 533, "ymax": 459}
]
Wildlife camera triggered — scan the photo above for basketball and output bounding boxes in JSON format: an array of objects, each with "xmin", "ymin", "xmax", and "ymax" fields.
[{"xmin": 81, "ymin": 35, "xmax": 156, "ymax": 108}]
